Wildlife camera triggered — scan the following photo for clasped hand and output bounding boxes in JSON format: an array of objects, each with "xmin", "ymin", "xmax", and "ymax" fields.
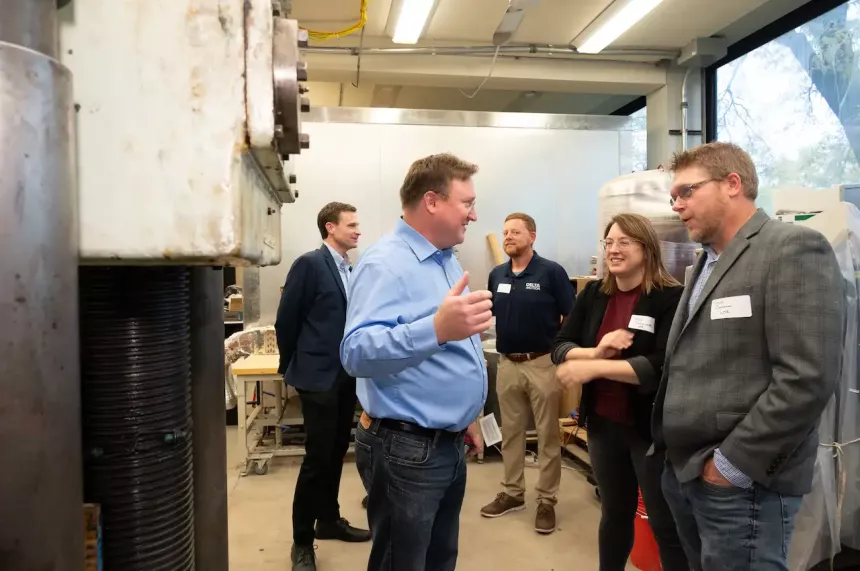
[{"xmin": 556, "ymin": 329, "xmax": 633, "ymax": 388}]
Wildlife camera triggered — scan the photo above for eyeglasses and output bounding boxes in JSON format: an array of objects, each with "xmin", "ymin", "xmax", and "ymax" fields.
[
  {"xmin": 669, "ymin": 178, "xmax": 720, "ymax": 206},
  {"xmin": 600, "ymin": 238, "xmax": 640, "ymax": 249}
]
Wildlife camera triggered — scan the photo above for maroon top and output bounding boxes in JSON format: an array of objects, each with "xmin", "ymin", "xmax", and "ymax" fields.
[{"xmin": 592, "ymin": 287, "xmax": 640, "ymax": 424}]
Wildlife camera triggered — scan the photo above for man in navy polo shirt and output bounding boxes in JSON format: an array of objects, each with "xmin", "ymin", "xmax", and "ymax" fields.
[{"xmin": 480, "ymin": 212, "xmax": 574, "ymax": 534}]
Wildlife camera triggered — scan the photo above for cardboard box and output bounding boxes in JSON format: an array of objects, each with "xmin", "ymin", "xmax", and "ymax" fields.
[
  {"xmin": 84, "ymin": 503, "xmax": 102, "ymax": 571},
  {"xmin": 570, "ymin": 275, "xmax": 599, "ymax": 297},
  {"xmin": 559, "ymin": 383, "xmax": 582, "ymax": 419},
  {"xmin": 228, "ymin": 294, "xmax": 244, "ymax": 312}
]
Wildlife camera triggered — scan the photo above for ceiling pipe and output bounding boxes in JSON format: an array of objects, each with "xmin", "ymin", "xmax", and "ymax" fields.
[{"xmin": 303, "ymin": 44, "xmax": 678, "ymax": 59}]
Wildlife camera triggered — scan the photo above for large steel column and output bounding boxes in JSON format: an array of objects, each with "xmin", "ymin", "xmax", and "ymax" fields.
[
  {"xmin": 0, "ymin": 1, "xmax": 82, "ymax": 569},
  {"xmin": 190, "ymin": 268, "xmax": 229, "ymax": 571},
  {"xmin": 0, "ymin": 0, "xmax": 59, "ymax": 58}
]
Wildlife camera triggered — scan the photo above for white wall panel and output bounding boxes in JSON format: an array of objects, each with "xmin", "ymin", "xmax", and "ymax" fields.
[{"xmin": 258, "ymin": 110, "xmax": 629, "ymax": 325}]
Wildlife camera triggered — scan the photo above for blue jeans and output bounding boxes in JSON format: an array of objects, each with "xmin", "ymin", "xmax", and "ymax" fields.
[
  {"xmin": 661, "ymin": 462, "xmax": 802, "ymax": 571},
  {"xmin": 354, "ymin": 422, "xmax": 466, "ymax": 571}
]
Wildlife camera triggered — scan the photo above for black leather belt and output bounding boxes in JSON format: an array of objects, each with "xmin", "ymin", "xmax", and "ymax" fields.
[{"xmin": 376, "ymin": 417, "xmax": 463, "ymax": 441}]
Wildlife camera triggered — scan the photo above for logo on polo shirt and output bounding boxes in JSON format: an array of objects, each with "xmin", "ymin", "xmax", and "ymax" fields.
[{"xmin": 525, "ymin": 282, "xmax": 541, "ymax": 291}]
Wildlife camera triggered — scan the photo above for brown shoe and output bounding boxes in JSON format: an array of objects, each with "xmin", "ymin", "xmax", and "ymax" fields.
[
  {"xmin": 480, "ymin": 492, "xmax": 525, "ymax": 518},
  {"xmin": 535, "ymin": 503, "xmax": 556, "ymax": 534}
]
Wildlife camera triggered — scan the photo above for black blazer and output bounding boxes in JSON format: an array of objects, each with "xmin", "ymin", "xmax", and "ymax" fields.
[
  {"xmin": 275, "ymin": 245, "xmax": 351, "ymax": 392},
  {"xmin": 551, "ymin": 280, "xmax": 683, "ymax": 438}
]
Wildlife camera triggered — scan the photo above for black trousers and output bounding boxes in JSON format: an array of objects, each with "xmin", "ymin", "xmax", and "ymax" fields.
[
  {"xmin": 586, "ymin": 414, "xmax": 689, "ymax": 571},
  {"xmin": 292, "ymin": 375, "xmax": 357, "ymax": 546}
]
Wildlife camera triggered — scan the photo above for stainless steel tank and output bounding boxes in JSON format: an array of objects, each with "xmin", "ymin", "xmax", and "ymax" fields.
[{"xmin": 596, "ymin": 170, "xmax": 697, "ymax": 284}]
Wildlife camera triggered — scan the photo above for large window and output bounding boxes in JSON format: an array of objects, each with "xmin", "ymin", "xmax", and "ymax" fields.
[{"xmin": 716, "ymin": 1, "xmax": 860, "ymax": 212}]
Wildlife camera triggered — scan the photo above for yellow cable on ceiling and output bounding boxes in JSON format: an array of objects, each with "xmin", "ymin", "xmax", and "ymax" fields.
[{"xmin": 301, "ymin": 0, "xmax": 369, "ymax": 41}]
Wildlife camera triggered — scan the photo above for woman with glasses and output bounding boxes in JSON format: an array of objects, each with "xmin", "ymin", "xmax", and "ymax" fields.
[{"xmin": 552, "ymin": 213, "xmax": 688, "ymax": 571}]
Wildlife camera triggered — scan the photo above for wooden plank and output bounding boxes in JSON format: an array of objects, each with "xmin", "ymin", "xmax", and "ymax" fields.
[
  {"xmin": 486, "ymin": 233, "xmax": 505, "ymax": 266},
  {"xmin": 232, "ymin": 354, "xmax": 280, "ymax": 376}
]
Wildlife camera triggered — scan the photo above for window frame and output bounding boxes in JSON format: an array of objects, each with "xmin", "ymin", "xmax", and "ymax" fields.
[{"xmin": 704, "ymin": 0, "xmax": 850, "ymax": 142}]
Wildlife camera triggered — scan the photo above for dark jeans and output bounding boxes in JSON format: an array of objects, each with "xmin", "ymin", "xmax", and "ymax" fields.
[
  {"xmin": 354, "ymin": 422, "xmax": 466, "ymax": 571},
  {"xmin": 587, "ymin": 415, "xmax": 689, "ymax": 571},
  {"xmin": 662, "ymin": 461, "xmax": 803, "ymax": 571},
  {"xmin": 292, "ymin": 376, "xmax": 357, "ymax": 546}
]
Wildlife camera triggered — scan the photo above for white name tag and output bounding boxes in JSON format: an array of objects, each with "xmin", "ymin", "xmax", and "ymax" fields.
[
  {"xmin": 497, "ymin": 283, "xmax": 512, "ymax": 294},
  {"xmin": 711, "ymin": 295, "xmax": 752, "ymax": 320},
  {"xmin": 628, "ymin": 314, "xmax": 655, "ymax": 333}
]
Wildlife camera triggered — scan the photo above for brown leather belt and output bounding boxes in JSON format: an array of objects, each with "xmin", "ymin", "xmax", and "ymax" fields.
[{"xmin": 503, "ymin": 351, "xmax": 550, "ymax": 363}]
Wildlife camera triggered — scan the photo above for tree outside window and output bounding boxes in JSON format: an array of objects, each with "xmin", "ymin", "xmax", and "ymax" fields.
[{"xmin": 717, "ymin": 1, "xmax": 860, "ymax": 213}]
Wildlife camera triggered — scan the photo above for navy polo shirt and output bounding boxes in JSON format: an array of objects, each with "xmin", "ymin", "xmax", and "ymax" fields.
[{"xmin": 488, "ymin": 252, "xmax": 575, "ymax": 354}]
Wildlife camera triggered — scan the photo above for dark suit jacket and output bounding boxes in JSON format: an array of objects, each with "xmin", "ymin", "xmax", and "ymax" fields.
[
  {"xmin": 653, "ymin": 210, "xmax": 843, "ymax": 496},
  {"xmin": 552, "ymin": 280, "xmax": 684, "ymax": 438},
  {"xmin": 275, "ymin": 245, "xmax": 351, "ymax": 392}
]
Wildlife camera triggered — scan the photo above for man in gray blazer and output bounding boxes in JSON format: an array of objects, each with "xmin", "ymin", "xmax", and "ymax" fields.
[{"xmin": 652, "ymin": 142, "xmax": 843, "ymax": 571}]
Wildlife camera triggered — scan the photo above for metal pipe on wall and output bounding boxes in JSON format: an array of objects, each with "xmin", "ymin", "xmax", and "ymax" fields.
[
  {"xmin": 190, "ymin": 267, "xmax": 229, "ymax": 571},
  {"xmin": 680, "ymin": 67, "xmax": 692, "ymax": 151},
  {"xmin": 0, "ymin": 1, "xmax": 82, "ymax": 569},
  {"xmin": 303, "ymin": 44, "xmax": 678, "ymax": 59},
  {"xmin": 0, "ymin": 0, "xmax": 59, "ymax": 58}
]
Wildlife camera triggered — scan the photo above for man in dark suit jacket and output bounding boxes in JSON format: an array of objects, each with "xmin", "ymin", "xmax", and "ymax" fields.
[
  {"xmin": 653, "ymin": 143, "xmax": 843, "ymax": 571},
  {"xmin": 276, "ymin": 202, "xmax": 370, "ymax": 571}
]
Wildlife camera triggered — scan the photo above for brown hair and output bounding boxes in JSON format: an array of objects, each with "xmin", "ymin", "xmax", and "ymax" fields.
[
  {"xmin": 600, "ymin": 213, "xmax": 680, "ymax": 295},
  {"xmin": 504, "ymin": 212, "xmax": 536, "ymax": 233},
  {"xmin": 317, "ymin": 202, "xmax": 356, "ymax": 239},
  {"xmin": 399, "ymin": 153, "xmax": 479, "ymax": 208},
  {"xmin": 669, "ymin": 142, "xmax": 759, "ymax": 200}
]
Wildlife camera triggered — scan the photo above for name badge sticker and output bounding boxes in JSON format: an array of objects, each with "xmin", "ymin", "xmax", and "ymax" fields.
[
  {"xmin": 628, "ymin": 314, "xmax": 655, "ymax": 333},
  {"xmin": 497, "ymin": 283, "xmax": 512, "ymax": 294},
  {"xmin": 710, "ymin": 295, "xmax": 752, "ymax": 320}
]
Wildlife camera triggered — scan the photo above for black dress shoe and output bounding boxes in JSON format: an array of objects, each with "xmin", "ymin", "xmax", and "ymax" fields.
[
  {"xmin": 361, "ymin": 495, "xmax": 368, "ymax": 509},
  {"xmin": 315, "ymin": 518, "xmax": 371, "ymax": 543},
  {"xmin": 291, "ymin": 544, "xmax": 316, "ymax": 571}
]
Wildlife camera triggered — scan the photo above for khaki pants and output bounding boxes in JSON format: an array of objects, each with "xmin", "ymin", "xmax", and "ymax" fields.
[{"xmin": 497, "ymin": 354, "xmax": 561, "ymax": 505}]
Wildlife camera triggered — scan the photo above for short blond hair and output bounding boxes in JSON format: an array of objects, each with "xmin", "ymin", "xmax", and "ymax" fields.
[
  {"xmin": 399, "ymin": 153, "xmax": 478, "ymax": 208},
  {"xmin": 669, "ymin": 142, "xmax": 759, "ymax": 200},
  {"xmin": 504, "ymin": 212, "xmax": 536, "ymax": 233}
]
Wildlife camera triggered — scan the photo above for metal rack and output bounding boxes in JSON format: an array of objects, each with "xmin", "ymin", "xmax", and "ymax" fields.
[{"xmin": 232, "ymin": 354, "xmax": 306, "ymax": 476}]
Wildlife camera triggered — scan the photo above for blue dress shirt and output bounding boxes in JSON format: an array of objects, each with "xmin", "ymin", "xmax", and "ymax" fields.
[
  {"xmin": 340, "ymin": 219, "xmax": 487, "ymax": 432},
  {"xmin": 688, "ymin": 246, "xmax": 753, "ymax": 489},
  {"xmin": 324, "ymin": 242, "xmax": 351, "ymax": 298}
]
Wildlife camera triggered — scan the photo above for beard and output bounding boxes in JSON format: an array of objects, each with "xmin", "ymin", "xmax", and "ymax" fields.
[
  {"xmin": 504, "ymin": 243, "xmax": 526, "ymax": 257},
  {"xmin": 688, "ymin": 216, "xmax": 720, "ymax": 245},
  {"xmin": 687, "ymin": 202, "xmax": 727, "ymax": 245}
]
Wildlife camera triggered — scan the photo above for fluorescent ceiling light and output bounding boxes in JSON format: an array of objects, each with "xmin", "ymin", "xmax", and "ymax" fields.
[
  {"xmin": 574, "ymin": 0, "xmax": 665, "ymax": 54},
  {"xmin": 391, "ymin": 0, "xmax": 439, "ymax": 44}
]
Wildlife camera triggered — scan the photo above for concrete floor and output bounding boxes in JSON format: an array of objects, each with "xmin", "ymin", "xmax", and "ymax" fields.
[{"xmin": 226, "ymin": 427, "xmax": 614, "ymax": 570}]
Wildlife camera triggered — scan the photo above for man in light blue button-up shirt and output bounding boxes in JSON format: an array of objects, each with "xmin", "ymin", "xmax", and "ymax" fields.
[{"xmin": 341, "ymin": 153, "xmax": 491, "ymax": 571}]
